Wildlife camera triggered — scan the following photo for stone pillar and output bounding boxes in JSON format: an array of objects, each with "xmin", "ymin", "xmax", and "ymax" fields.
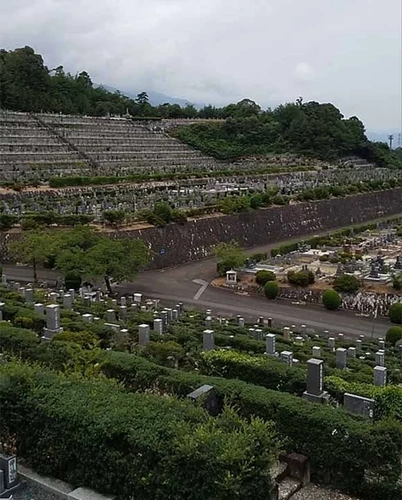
[
  {"xmin": 203, "ymin": 330, "xmax": 215, "ymax": 351},
  {"xmin": 43, "ymin": 304, "xmax": 62, "ymax": 338},
  {"xmin": 172, "ymin": 309, "xmax": 179, "ymax": 321},
  {"xmin": 336, "ymin": 348, "xmax": 347, "ymax": 370},
  {"xmin": 119, "ymin": 306, "xmax": 127, "ymax": 321},
  {"xmin": 258, "ymin": 316, "xmax": 264, "ymax": 325},
  {"xmin": 303, "ymin": 358, "xmax": 329, "ymax": 404},
  {"xmin": 265, "ymin": 334, "xmax": 276, "ymax": 356},
  {"xmin": 347, "ymin": 347, "xmax": 356, "ymax": 358},
  {"xmin": 328, "ymin": 337, "xmax": 335, "ymax": 350},
  {"xmin": 49, "ymin": 292, "xmax": 58, "ymax": 304},
  {"xmin": 267, "ymin": 317, "xmax": 273, "ymax": 328},
  {"xmin": 25, "ymin": 288, "xmax": 34, "ymax": 305},
  {"xmin": 82, "ymin": 313, "xmax": 93, "ymax": 323},
  {"xmin": 378, "ymin": 340, "xmax": 385, "ymax": 351},
  {"xmin": 312, "ymin": 346, "xmax": 321, "ymax": 358},
  {"xmin": 139, "ymin": 324, "xmax": 150, "ymax": 346},
  {"xmin": 374, "ymin": 366, "xmax": 387, "ymax": 387},
  {"xmin": 160, "ymin": 310, "xmax": 168, "ymax": 329},
  {"xmin": 375, "ymin": 351, "xmax": 385, "ymax": 367},
  {"xmin": 106, "ymin": 309, "xmax": 115, "ymax": 322},
  {"xmin": 283, "ymin": 327, "xmax": 291, "ymax": 341},
  {"xmin": 63, "ymin": 294, "xmax": 73, "ymax": 310},
  {"xmin": 154, "ymin": 318, "xmax": 163, "ymax": 334},
  {"xmin": 238, "ymin": 317, "xmax": 245, "ymax": 328},
  {"xmin": 280, "ymin": 351, "xmax": 293, "ymax": 367},
  {"xmin": 34, "ymin": 303, "xmax": 44, "ymax": 315}
]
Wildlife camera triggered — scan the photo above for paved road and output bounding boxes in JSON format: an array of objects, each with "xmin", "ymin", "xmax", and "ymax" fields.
[
  {"xmin": 3, "ymin": 254, "xmax": 390, "ymax": 340},
  {"xmin": 118, "ymin": 258, "xmax": 389, "ymax": 340}
]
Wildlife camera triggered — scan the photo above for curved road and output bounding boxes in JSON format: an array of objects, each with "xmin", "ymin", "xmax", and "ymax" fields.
[{"xmin": 3, "ymin": 257, "xmax": 390, "ymax": 340}]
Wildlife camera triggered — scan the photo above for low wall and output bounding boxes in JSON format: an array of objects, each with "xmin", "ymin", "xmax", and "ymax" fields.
[
  {"xmin": 1, "ymin": 188, "xmax": 401, "ymax": 269},
  {"xmin": 116, "ymin": 188, "xmax": 402, "ymax": 268}
]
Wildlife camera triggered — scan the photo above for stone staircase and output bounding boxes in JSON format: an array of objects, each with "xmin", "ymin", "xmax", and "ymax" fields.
[{"xmin": 271, "ymin": 453, "xmax": 309, "ymax": 500}]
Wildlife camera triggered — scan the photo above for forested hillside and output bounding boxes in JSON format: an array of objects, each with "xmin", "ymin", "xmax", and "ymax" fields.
[{"xmin": 1, "ymin": 46, "xmax": 400, "ymax": 168}]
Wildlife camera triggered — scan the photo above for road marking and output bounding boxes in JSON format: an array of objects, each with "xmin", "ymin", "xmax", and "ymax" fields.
[{"xmin": 192, "ymin": 279, "xmax": 209, "ymax": 300}]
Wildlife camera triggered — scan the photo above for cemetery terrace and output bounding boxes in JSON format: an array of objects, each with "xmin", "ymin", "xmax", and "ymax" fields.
[{"xmin": 1, "ymin": 281, "xmax": 402, "ymax": 499}]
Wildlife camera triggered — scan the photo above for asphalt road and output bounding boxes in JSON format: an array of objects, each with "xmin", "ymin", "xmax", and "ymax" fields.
[{"xmin": 3, "ymin": 255, "xmax": 390, "ymax": 340}]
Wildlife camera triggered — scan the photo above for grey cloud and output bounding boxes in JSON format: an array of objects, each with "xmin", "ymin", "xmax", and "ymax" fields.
[{"xmin": 0, "ymin": 0, "xmax": 400, "ymax": 131}]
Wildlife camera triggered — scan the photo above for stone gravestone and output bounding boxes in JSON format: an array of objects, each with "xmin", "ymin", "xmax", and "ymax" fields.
[
  {"xmin": 347, "ymin": 347, "xmax": 356, "ymax": 358},
  {"xmin": 119, "ymin": 306, "xmax": 127, "ymax": 321},
  {"xmin": 63, "ymin": 294, "xmax": 73, "ymax": 310},
  {"xmin": 106, "ymin": 309, "xmax": 115, "ymax": 322},
  {"xmin": 0, "ymin": 302, "xmax": 3, "ymax": 321},
  {"xmin": 0, "ymin": 453, "xmax": 20, "ymax": 496},
  {"xmin": 303, "ymin": 358, "xmax": 329, "ymax": 404},
  {"xmin": 374, "ymin": 366, "xmax": 387, "ymax": 387},
  {"xmin": 172, "ymin": 309, "xmax": 179, "ymax": 321},
  {"xmin": 280, "ymin": 351, "xmax": 293, "ymax": 367},
  {"xmin": 134, "ymin": 293, "xmax": 142, "ymax": 304},
  {"xmin": 344, "ymin": 393, "xmax": 375, "ymax": 419},
  {"xmin": 205, "ymin": 316, "xmax": 212, "ymax": 329},
  {"xmin": 120, "ymin": 296, "xmax": 127, "ymax": 307},
  {"xmin": 82, "ymin": 313, "xmax": 93, "ymax": 323},
  {"xmin": 49, "ymin": 292, "xmax": 58, "ymax": 304},
  {"xmin": 160, "ymin": 310, "xmax": 168, "ymax": 330},
  {"xmin": 203, "ymin": 330, "xmax": 215, "ymax": 351},
  {"xmin": 238, "ymin": 317, "xmax": 245, "ymax": 328},
  {"xmin": 43, "ymin": 304, "xmax": 63, "ymax": 339},
  {"xmin": 34, "ymin": 303, "xmax": 44, "ymax": 315},
  {"xmin": 375, "ymin": 351, "xmax": 385, "ymax": 367},
  {"xmin": 336, "ymin": 348, "xmax": 347, "ymax": 370},
  {"xmin": 187, "ymin": 385, "xmax": 220, "ymax": 416},
  {"xmin": 378, "ymin": 340, "xmax": 385, "ymax": 351},
  {"xmin": 153, "ymin": 318, "xmax": 163, "ymax": 335},
  {"xmin": 283, "ymin": 327, "xmax": 291, "ymax": 341},
  {"xmin": 265, "ymin": 334, "xmax": 276, "ymax": 356},
  {"xmin": 138, "ymin": 324, "xmax": 150, "ymax": 346},
  {"xmin": 25, "ymin": 288, "xmax": 34, "ymax": 305},
  {"xmin": 267, "ymin": 317, "xmax": 273, "ymax": 328},
  {"xmin": 312, "ymin": 346, "xmax": 321, "ymax": 358},
  {"xmin": 356, "ymin": 339, "xmax": 362, "ymax": 351}
]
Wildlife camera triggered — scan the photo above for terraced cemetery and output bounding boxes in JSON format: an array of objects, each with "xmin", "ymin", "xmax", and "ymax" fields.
[{"xmin": 1, "ymin": 284, "xmax": 402, "ymax": 499}]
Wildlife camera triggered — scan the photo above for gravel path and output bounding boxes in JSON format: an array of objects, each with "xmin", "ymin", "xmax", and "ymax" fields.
[
  {"xmin": 12, "ymin": 483, "xmax": 61, "ymax": 500},
  {"xmin": 292, "ymin": 483, "xmax": 359, "ymax": 499}
]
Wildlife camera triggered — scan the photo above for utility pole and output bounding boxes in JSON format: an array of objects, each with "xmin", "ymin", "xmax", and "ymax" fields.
[{"xmin": 388, "ymin": 134, "xmax": 394, "ymax": 149}]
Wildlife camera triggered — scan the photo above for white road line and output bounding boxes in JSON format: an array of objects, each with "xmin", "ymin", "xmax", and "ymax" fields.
[{"xmin": 192, "ymin": 279, "xmax": 209, "ymax": 300}]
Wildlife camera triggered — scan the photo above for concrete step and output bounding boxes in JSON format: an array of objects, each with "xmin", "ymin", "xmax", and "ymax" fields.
[{"xmin": 278, "ymin": 477, "xmax": 302, "ymax": 500}]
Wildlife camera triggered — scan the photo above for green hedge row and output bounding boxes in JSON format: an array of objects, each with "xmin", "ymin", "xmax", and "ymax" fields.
[
  {"xmin": 2, "ymin": 326, "xmax": 402, "ymax": 497},
  {"xmin": 0, "ymin": 362, "xmax": 278, "ymax": 500}
]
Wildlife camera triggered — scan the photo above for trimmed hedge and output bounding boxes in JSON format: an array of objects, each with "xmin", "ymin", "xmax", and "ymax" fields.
[{"xmin": 0, "ymin": 362, "xmax": 278, "ymax": 500}]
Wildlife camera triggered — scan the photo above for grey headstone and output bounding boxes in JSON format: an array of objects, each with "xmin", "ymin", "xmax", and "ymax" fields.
[
  {"xmin": 154, "ymin": 318, "xmax": 163, "ymax": 334},
  {"xmin": 106, "ymin": 309, "xmax": 115, "ymax": 322},
  {"xmin": 25, "ymin": 288, "xmax": 34, "ymax": 305},
  {"xmin": 238, "ymin": 317, "xmax": 245, "ymax": 328},
  {"xmin": 187, "ymin": 385, "xmax": 220, "ymax": 416},
  {"xmin": 43, "ymin": 304, "xmax": 62, "ymax": 338},
  {"xmin": 82, "ymin": 313, "xmax": 93, "ymax": 323},
  {"xmin": 138, "ymin": 324, "xmax": 150, "ymax": 346},
  {"xmin": 379, "ymin": 340, "xmax": 385, "ymax": 351},
  {"xmin": 336, "ymin": 348, "xmax": 347, "ymax": 370},
  {"xmin": 348, "ymin": 347, "xmax": 356, "ymax": 358},
  {"xmin": 283, "ymin": 327, "xmax": 291, "ymax": 341},
  {"xmin": 375, "ymin": 351, "xmax": 385, "ymax": 367},
  {"xmin": 203, "ymin": 329, "xmax": 215, "ymax": 351},
  {"xmin": 34, "ymin": 303, "xmax": 44, "ymax": 315},
  {"xmin": 356, "ymin": 339, "xmax": 362, "ymax": 351},
  {"xmin": 205, "ymin": 316, "xmax": 212, "ymax": 329},
  {"xmin": 49, "ymin": 292, "xmax": 58, "ymax": 304},
  {"xmin": 0, "ymin": 454, "xmax": 18, "ymax": 489},
  {"xmin": 63, "ymin": 294, "xmax": 73, "ymax": 310},
  {"xmin": 344, "ymin": 393, "xmax": 375, "ymax": 419},
  {"xmin": 172, "ymin": 309, "xmax": 179, "ymax": 321},
  {"xmin": 303, "ymin": 359, "xmax": 329, "ymax": 405},
  {"xmin": 267, "ymin": 317, "xmax": 273, "ymax": 328},
  {"xmin": 265, "ymin": 334, "xmax": 276, "ymax": 355},
  {"xmin": 280, "ymin": 350, "xmax": 293, "ymax": 367},
  {"xmin": 312, "ymin": 346, "xmax": 321, "ymax": 358},
  {"xmin": 69, "ymin": 289, "xmax": 76, "ymax": 300},
  {"xmin": 119, "ymin": 305, "xmax": 127, "ymax": 320},
  {"xmin": 120, "ymin": 296, "xmax": 127, "ymax": 307},
  {"xmin": 134, "ymin": 293, "xmax": 142, "ymax": 303},
  {"xmin": 374, "ymin": 366, "xmax": 387, "ymax": 387}
]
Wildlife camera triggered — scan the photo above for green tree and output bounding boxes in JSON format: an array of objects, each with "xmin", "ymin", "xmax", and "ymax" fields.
[
  {"xmin": 333, "ymin": 275, "xmax": 360, "ymax": 294},
  {"xmin": 322, "ymin": 289, "xmax": 341, "ymax": 310},
  {"xmin": 389, "ymin": 303, "xmax": 402, "ymax": 325},
  {"xmin": 102, "ymin": 210, "xmax": 126, "ymax": 226},
  {"xmin": 153, "ymin": 202, "xmax": 173, "ymax": 224},
  {"xmin": 264, "ymin": 281, "xmax": 279, "ymax": 299},
  {"xmin": 54, "ymin": 229, "xmax": 150, "ymax": 294},
  {"xmin": 214, "ymin": 242, "xmax": 246, "ymax": 277},
  {"xmin": 9, "ymin": 230, "xmax": 56, "ymax": 283}
]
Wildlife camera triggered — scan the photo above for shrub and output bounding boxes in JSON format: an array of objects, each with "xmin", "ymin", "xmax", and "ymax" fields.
[
  {"xmin": 386, "ymin": 327, "xmax": 402, "ymax": 346},
  {"xmin": 153, "ymin": 201, "xmax": 173, "ymax": 224},
  {"xmin": 255, "ymin": 270, "xmax": 276, "ymax": 286},
  {"xmin": 264, "ymin": 281, "xmax": 279, "ymax": 299},
  {"xmin": 389, "ymin": 303, "xmax": 402, "ymax": 324},
  {"xmin": 0, "ymin": 362, "xmax": 279, "ymax": 500},
  {"xmin": 322, "ymin": 289, "xmax": 341, "ymax": 310},
  {"xmin": 287, "ymin": 270, "xmax": 315, "ymax": 287},
  {"xmin": 64, "ymin": 271, "xmax": 82, "ymax": 291},
  {"xmin": 333, "ymin": 275, "xmax": 360, "ymax": 294}
]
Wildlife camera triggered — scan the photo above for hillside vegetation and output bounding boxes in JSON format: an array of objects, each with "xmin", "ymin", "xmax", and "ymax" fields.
[{"xmin": 1, "ymin": 45, "xmax": 400, "ymax": 168}]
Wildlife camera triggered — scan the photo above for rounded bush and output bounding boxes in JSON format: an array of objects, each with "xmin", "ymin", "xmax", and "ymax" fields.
[
  {"xmin": 333, "ymin": 275, "xmax": 360, "ymax": 294},
  {"xmin": 264, "ymin": 281, "xmax": 279, "ymax": 299},
  {"xmin": 389, "ymin": 303, "xmax": 402, "ymax": 324},
  {"xmin": 256, "ymin": 270, "xmax": 276, "ymax": 286},
  {"xmin": 386, "ymin": 326, "xmax": 402, "ymax": 346},
  {"xmin": 64, "ymin": 271, "xmax": 82, "ymax": 291},
  {"xmin": 322, "ymin": 289, "xmax": 341, "ymax": 310}
]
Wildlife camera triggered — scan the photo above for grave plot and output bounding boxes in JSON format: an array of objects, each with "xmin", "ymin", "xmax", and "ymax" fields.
[{"xmin": 1, "ymin": 282, "xmax": 402, "ymax": 498}]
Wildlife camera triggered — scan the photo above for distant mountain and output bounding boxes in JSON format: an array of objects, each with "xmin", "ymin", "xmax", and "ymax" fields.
[{"xmin": 96, "ymin": 84, "xmax": 197, "ymax": 107}]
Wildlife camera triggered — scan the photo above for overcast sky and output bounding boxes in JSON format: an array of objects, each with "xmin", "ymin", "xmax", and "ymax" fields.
[{"xmin": 1, "ymin": 0, "xmax": 401, "ymax": 131}]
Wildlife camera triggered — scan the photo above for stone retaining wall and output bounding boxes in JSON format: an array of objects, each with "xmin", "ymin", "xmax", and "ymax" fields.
[{"xmin": 1, "ymin": 188, "xmax": 402, "ymax": 269}]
